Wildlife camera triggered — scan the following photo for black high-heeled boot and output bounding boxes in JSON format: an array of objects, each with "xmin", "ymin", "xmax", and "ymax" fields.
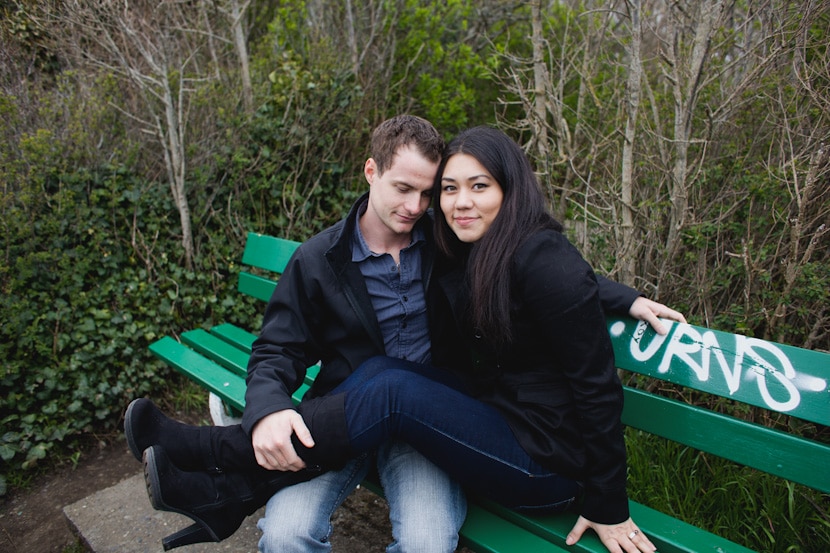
[
  {"xmin": 141, "ymin": 392, "xmax": 357, "ymax": 549},
  {"xmin": 125, "ymin": 398, "xmax": 259, "ymax": 472},
  {"xmin": 144, "ymin": 445, "xmax": 322, "ymax": 550}
]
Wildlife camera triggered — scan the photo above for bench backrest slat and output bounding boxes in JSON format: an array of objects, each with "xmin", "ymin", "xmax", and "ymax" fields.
[
  {"xmin": 241, "ymin": 232, "xmax": 301, "ymax": 273},
  {"xmin": 238, "ymin": 272, "xmax": 278, "ymax": 302},
  {"xmin": 607, "ymin": 317, "xmax": 830, "ymax": 426},
  {"xmin": 238, "ymin": 233, "xmax": 301, "ymax": 301},
  {"xmin": 622, "ymin": 387, "xmax": 830, "ymax": 493}
]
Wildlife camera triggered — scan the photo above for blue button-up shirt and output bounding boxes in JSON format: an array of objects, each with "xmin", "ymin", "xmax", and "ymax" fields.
[{"xmin": 352, "ymin": 216, "xmax": 431, "ymax": 365}]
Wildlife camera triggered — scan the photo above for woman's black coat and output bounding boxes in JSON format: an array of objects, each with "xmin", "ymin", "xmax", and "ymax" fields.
[{"xmin": 431, "ymin": 229, "xmax": 636, "ymax": 524}]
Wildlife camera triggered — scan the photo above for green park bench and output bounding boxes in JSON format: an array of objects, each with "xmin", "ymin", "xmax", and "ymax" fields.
[{"xmin": 149, "ymin": 231, "xmax": 830, "ymax": 553}]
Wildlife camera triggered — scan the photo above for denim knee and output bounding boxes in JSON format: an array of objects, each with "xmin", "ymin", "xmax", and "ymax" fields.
[
  {"xmin": 379, "ymin": 441, "xmax": 466, "ymax": 553},
  {"xmin": 257, "ymin": 457, "xmax": 369, "ymax": 553},
  {"xmin": 258, "ymin": 485, "xmax": 333, "ymax": 553},
  {"xmin": 390, "ymin": 517, "xmax": 462, "ymax": 553}
]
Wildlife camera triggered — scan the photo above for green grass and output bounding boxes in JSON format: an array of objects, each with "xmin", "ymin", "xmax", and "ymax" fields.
[
  {"xmin": 161, "ymin": 374, "xmax": 211, "ymax": 420},
  {"xmin": 62, "ymin": 538, "xmax": 88, "ymax": 553},
  {"xmin": 625, "ymin": 429, "xmax": 830, "ymax": 552}
]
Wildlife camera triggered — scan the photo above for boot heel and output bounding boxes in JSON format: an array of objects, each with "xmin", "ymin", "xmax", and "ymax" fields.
[
  {"xmin": 143, "ymin": 445, "xmax": 317, "ymax": 549},
  {"xmin": 162, "ymin": 523, "xmax": 215, "ymax": 550}
]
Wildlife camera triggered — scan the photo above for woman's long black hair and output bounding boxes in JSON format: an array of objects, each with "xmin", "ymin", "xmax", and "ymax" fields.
[{"xmin": 434, "ymin": 126, "xmax": 563, "ymax": 347}]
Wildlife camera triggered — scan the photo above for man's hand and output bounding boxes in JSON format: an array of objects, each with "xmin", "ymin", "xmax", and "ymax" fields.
[
  {"xmin": 628, "ymin": 297, "xmax": 687, "ymax": 336},
  {"xmin": 251, "ymin": 409, "xmax": 315, "ymax": 471}
]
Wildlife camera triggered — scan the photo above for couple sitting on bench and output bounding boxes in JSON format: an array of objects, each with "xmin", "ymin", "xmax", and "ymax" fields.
[{"xmin": 127, "ymin": 116, "xmax": 684, "ymax": 553}]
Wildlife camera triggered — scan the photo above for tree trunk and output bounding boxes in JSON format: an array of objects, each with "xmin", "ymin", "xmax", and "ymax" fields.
[
  {"xmin": 530, "ymin": 0, "xmax": 550, "ymax": 172},
  {"xmin": 619, "ymin": 0, "xmax": 642, "ymax": 285},
  {"xmin": 666, "ymin": 0, "xmax": 724, "ymax": 257},
  {"xmin": 229, "ymin": 0, "xmax": 253, "ymax": 113},
  {"xmin": 161, "ymin": 71, "xmax": 195, "ymax": 269}
]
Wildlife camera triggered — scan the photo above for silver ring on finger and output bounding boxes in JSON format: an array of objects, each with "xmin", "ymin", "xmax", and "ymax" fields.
[{"xmin": 628, "ymin": 530, "xmax": 640, "ymax": 539}]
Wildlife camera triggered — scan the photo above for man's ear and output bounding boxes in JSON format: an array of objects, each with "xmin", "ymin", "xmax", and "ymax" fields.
[{"xmin": 364, "ymin": 158, "xmax": 377, "ymax": 185}]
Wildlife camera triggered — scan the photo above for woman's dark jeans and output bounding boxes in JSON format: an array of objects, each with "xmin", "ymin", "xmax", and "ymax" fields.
[{"xmin": 334, "ymin": 356, "xmax": 580, "ymax": 513}]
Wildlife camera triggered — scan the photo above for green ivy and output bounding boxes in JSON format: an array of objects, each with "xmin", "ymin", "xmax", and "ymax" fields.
[{"xmin": 0, "ymin": 162, "xmax": 260, "ymax": 488}]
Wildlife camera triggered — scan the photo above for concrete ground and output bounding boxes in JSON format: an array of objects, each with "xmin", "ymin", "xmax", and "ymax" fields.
[{"xmin": 63, "ymin": 471, "xmax": 397, "ymax": 553}]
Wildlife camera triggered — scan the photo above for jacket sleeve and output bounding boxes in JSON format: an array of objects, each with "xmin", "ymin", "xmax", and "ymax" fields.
[
  {"xmin": 596, "ymin": 275, "xmax": 641, "ymax": 315},
  {"xmin": 514, "ymin": 233, "xmax": 629, "ymax": 524},
  {"xmin": 242, "ymin": 247, "xmax": 324, "ymax": 434}
]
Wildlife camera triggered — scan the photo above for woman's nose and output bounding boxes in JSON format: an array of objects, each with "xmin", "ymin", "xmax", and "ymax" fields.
[{"xmin": 455, "ymin": 188, "xmax": 472, "ymax": 208}]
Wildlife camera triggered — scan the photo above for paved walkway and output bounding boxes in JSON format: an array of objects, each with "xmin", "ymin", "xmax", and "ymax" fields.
[
  {"xmin": 63, "ymin": 472, "xmax": 262, "ymax": 553},
  {"xmin": 63, "ymin": 472, "xmax": 395, "ymax": 553}
]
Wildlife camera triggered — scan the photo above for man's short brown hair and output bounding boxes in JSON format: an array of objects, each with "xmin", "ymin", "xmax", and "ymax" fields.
[{"xmin": 370, "ymin": 115, "xmax": 444, "ymax": 175}]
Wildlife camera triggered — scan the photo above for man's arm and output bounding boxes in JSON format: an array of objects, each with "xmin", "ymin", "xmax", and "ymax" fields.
[{"xmin": 244, "ymin": 249, "xmax": 322, "ymax": 471}]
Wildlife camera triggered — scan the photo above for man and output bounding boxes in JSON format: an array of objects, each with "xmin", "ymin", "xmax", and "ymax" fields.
[
  {"xmin": 242, "ymin": 115, "xmax": 685, "ymax": 552},
  {"xmin": 244, "ymin": 115, "xmax": 464, "ymax": 553}
]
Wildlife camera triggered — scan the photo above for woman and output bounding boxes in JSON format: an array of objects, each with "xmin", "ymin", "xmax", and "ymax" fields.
[
  {"xmin": 130, "ymin": 126, "xmax": 664, "ymax": 552},
  {"xmin": 429, "ymin": 126, "xmax": 653, "ymax": 550}
]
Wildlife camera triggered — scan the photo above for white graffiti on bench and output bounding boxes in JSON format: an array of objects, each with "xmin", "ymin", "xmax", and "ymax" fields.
[{"xmin": 610, "ymin": 321, "xmax": 827, "ymax": 413}]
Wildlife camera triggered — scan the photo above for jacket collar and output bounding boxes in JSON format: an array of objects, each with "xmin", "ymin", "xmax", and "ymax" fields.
[
  {"xmin": 326, "ymin": 191, "xmax": 435, "ymax": 272},
  {"xmin": 322, "ymin": 192, "xmax": 436, "ymax": 354}
]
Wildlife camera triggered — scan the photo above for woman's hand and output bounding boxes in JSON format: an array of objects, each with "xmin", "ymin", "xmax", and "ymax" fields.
[
  {"xmin": 566, "ymin": 516, "xmax": 656, "ymax": 553},
  {"xmin": 628, "ymin": 297, "xmax": 687, "ymax": 336}
]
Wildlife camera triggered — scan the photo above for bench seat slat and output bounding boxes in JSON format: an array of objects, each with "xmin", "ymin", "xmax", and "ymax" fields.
[
  {"xmin": 622, "ymin": 387, "xmax": 830, "ymax": 493},
  {"xmin": 471, "ymin": 502, "xmax": 599, "ymax": 552},
  {"xmin": 150, "ymin": 336, "xmax": 318, "ymax": 412},
  {"xmin": 182, "ymin": 329, "xmax": 249, "ymax": 378},
  {"xmin": 476, "ymin": 498, "xmax": 754, "ymax": 553},
  {"xmin": 149, "ymin": 337, "xmax": 247, "ymax": 413},
  {"xmin": 210, "ymin": 323, "xmax": 257, "ymax": 353},
  {"xmin": 460, "ymin": 503, "xmax": 569, "ymax": 553},
  {"xmin": 626, "ymin": 500, "xmax": 755, "ymax": 553},
  {"xmin": 206, "ymin": 324, "xmax": 321, "ymax": 384}
]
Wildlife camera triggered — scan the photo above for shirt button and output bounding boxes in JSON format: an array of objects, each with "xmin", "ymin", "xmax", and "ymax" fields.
[{"xmin": 403, "ymin": 296, "xmax": 408, "ymax": 302}]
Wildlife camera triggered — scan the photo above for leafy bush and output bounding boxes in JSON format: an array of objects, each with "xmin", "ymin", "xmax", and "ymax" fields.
[
  {"xmin": 0, "ymin": 161, "xmax": 259, "ymax": 489},
  {"xmin": 0, "ymin": 41, "xmax": 369, "ymax": 492}
]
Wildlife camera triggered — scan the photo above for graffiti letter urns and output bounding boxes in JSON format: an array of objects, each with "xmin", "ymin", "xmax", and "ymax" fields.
[{"xmin": 606, "ymin": 316, "xmax": 830, "ymax": 426}]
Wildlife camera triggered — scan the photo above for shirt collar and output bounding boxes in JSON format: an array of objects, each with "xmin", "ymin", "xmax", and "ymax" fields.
[{"xmin": 351, "ymin": 199, "xmax": 425, "ymax": 262}]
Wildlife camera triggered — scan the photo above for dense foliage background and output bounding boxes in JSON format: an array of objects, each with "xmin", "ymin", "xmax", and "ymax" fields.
[{"xmin": 1, "ymin": 1, "xmax": 828, "ymax": 550}]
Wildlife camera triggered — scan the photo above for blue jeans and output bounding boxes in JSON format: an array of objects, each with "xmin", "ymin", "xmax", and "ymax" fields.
[
  {"xmin": 257, "ymin": 440, "xmax": 465, "ymax": 553},
  {"xmin": 339, "ymin": 357, "xmax": 580, "ymax": 512}
]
